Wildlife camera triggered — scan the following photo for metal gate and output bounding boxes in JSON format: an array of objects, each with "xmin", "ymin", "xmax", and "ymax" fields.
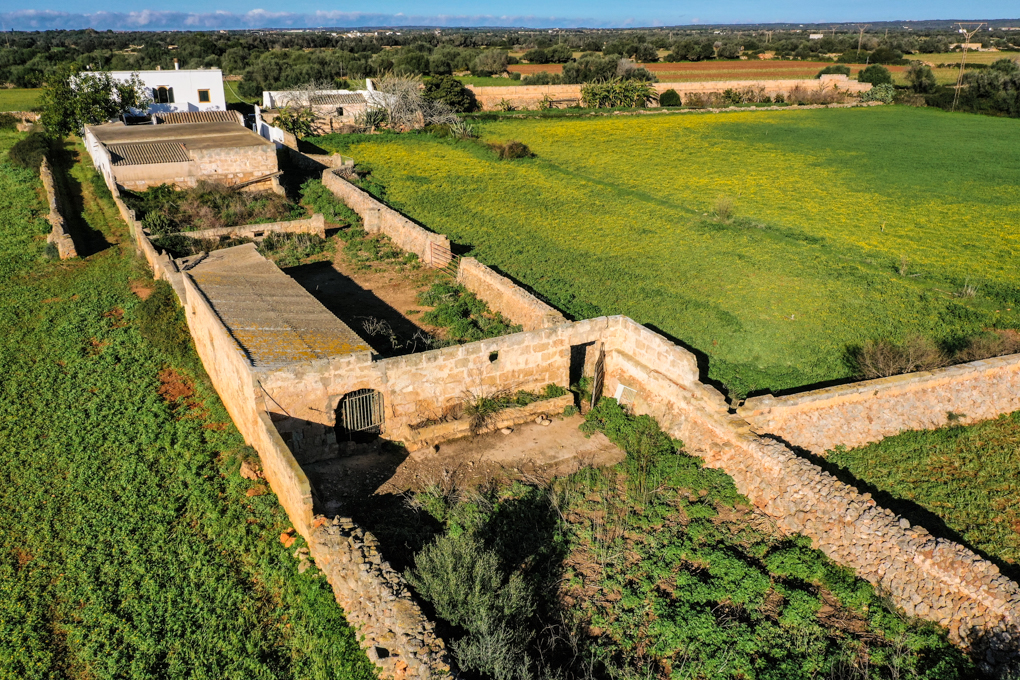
[
  {"xmin": 590, "ymin": 343, "xmax": 605, "ymax": 410},
  {"xmin": 429, "ymin": 241, "xmax": 458, "ymax": 277},
  {"xmin": 339, "ymin": 389, "xmax": 384, "ymax": 435}
]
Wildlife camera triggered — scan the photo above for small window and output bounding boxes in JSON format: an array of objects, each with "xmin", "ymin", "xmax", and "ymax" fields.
[
  {"xmin": 155, "ymin": 86, "xmax": 171, "ymax": 104},
  {"xmin": 197, "ymin": 89, "xmax": 211, "ymax": 103}
]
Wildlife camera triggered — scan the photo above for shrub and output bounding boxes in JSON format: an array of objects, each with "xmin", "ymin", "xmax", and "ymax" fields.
[
  {"xmin": 422, "ymin": 75, "xmax": 478, "ymax": 113},
  {"xmin": 658, "ymin": 88, "xmax": 682, "ymax": 107},
  {"xmin": 488, "ymin": 140, "xmax": 533, "ymax": 160},
  {"xmin": 6, "ymin": 132, "xmax": 49, "ymax": 170},
  {"xmin": 858, "ymin": 64, "xmax": 893, "ymax": 85},
  {"xmin": 860, "ymin": 83, "xmax": 897, "ymax": 104},
  {"xmin": 954, "ymin": 329, "xmax": 1020, "ymax": 363},
  {"xmin": 472, "ymin": 49, "xmax": 509, "ymax": 77},
  {"xmin": 848, "ymin": 335, "xmax": 948, "ymax": 379},
  {"xmin": 406, "ymin": 532, "xmax": 534, "ymax": 679},
  {"xmin": 135, "ymin": 280, "xmax": 192, "ymax": 362},
  {"xmin": 418, "ymin": 281, "xmax": 521, "ymax": 342},
  {"xmin": 816, "ymin": 64, "xmax": 852, "ymax": 78},
  {"xmin": 580, "ymin": 78, "xmax": 658, "ymax": 108},
  {"xmin": 520, "ymin": 71, "xmax": 562, "ymax": 86},
  {"xmin": 906, "ymin": 62, "xmax": 937, "ymax": 94},
  {"xmin": 0, "ymin": 113, "xmax": 18, "ymax": 131},
  {"xmin": 274, "ymin": 105, "xmax": 315, "ymax": 137}
]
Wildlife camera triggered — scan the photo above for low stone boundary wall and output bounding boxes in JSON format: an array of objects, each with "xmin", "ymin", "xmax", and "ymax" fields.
[
  {"xmin": 321, "ymin": 169, "xmax": 450, "ymax": 265},
  {"xmin": 457, "ymin": 257, "xmax": 566, "ymax": 331},
  {"xmin": 600, "ymin": 338, "xmax": 1020, "ymax": 674},
  {"xmin": 738, "ymin": 353, "xmax": 1020, "ymax": 454},
  {"xmin": 467, "ymin": 76, "xmax": 872, "ymax": 111},
  {"xmin": 171, "ymin": 213, "xmax": 326, "ymax": 242},
  {"xmin": 310, "ymin": 516, "xmax": 451, "ymax": 678},
  {"xmin": 40, "ymin": 158, "xmax": 77, "ymax": 259}
]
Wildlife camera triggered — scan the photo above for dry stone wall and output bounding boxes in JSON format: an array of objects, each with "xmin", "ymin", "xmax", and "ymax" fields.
[
  {"xmin": 176, "ymin": 213, "xmax": 326, "ymax": 241},
  {"xmin": 39, "ymin": 158, "xmax": 77, "ymax": 259},
  {"xmin": 457, "ymin": 257, "xmax": 566, "ymax": 331},
  {"xmin": 599, "ymin": 336, "xmax": 1020, "ymax": 674},
  {"xmin": 321, "ymin": 170, "xmax": 450, "ymax": 264},
  {"xmin": 467, "ymin": 77, "xmax": 872, "ymax": 110},
  {"xmin": 738, "ymin": 353, "xmax": 1020, "ymax": 454}
]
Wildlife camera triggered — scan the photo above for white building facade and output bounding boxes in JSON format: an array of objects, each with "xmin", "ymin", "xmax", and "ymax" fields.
[{"xmin": 110, "ymin": 67, "xmax": 227, "ymax": 114}]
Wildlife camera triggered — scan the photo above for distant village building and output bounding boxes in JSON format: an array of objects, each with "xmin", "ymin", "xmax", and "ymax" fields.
[
  {"xmin": 109, "ymin": 64, "xmax": 227, "ymax": 114},
  {"xmin": 84, "ymin": 119, "xmax": 281, "ymax": 193},
  {"xmin": 809, "ymin": 33, "xmax": 825, "ymax": 40}
]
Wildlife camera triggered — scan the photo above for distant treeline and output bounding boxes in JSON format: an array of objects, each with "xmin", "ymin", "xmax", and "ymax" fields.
[{"xmin": 4, "ymin": 27, "xmax": 1020, "ymax": 92}]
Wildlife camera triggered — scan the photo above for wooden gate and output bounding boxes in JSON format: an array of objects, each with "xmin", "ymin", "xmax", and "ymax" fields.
[{"xmin": 338, "ymin": 389, "xmax": 384, "ymax": 436}]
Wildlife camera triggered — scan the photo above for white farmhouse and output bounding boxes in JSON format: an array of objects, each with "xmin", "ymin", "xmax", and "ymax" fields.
[{"xmin": 110, "ymin": 64, "xmax": 226, "ymax": 114}]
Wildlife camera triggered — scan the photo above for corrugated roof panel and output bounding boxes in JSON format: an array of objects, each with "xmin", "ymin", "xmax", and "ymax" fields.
[
  {"xmin": 155, "ymin": 110, "xmax": 242, "ymax": 125},
  {"xmin": 109, "ymin": 141, "xmax": 191, "ymax": 166},
  {"xmin": 309, "ymin": 93, "xmax": 366, "ymax": 106}
]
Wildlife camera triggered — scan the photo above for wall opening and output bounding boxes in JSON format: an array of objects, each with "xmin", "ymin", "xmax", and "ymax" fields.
[{"xmin": 336, "ymin": 388, "xmax": 384, "ymax": 442}]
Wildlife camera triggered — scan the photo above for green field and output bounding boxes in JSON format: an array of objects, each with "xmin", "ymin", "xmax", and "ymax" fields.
[
  {"xmin": 0, "ymin": 132, "xmax": 375, "ymax": 678},
  {"xmin": 314, "ymin": 107, "xmax": 1020, "ymax": 394},
  {"xmin": 0, "ymin": 88, "xmax": 42, "ymax": 112},
  {"xmin": 827, "ymin": 412, "xmax": 1020, "ymax": 577}
]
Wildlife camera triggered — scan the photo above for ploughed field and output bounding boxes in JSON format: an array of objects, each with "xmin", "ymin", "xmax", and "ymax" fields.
[{"xmin": 314, "ymin": 107, "xmax": 1020, "ymax": 394}]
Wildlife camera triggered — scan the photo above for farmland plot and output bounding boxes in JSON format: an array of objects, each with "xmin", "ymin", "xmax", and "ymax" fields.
[{"xmin": 315, "ymin": 107, "xmax": 1020, "ymax": 394}]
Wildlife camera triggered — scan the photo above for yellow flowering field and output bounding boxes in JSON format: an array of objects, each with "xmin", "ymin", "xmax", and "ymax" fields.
[{"xmin": 316, "ymin": 107, "xmax": 1020, "ymax": 393}]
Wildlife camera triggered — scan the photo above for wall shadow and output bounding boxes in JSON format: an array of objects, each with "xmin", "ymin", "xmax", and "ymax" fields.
[
  {"xmin": 763, "ymin": 434, "xmax": 1020, "ymax": 584},
  {"xmin": 284, "ymin": 260, "xmax": 436, "ymax": 357},
  {"xmin": 48, "ymin": 142, "xmax": 113, "ymax": 257}
]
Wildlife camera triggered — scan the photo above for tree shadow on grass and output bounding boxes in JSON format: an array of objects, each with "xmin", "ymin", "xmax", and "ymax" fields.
[{"xmin": 48, "ymin": 141, "xmax": 112, "ymax": 257}]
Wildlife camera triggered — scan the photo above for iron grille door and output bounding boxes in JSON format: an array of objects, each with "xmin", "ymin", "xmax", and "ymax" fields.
[{"xmin": 341, "ymin": 389, "xmax": 384, "ymax": 434}]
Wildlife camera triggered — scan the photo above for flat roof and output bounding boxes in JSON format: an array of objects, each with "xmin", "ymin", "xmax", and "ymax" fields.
[
  {"xmin": 87, "ymin": 121, "xmax": 272, "ymax": 152},
  {"xmin": 186, "ymin": 244, "xmax": 370, "ymax": 368}
]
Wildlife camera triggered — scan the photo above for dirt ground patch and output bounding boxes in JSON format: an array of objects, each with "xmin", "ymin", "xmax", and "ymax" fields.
[
  {"xmin": 156, "ymin": 367, "xmax": 195, "ymax": 404},
  {"xmin": 285, "ymin": 247, "xmax": 445, "ymax": 357},
  {"xmin": 306, "ymin": 414, "xmax": 625, "ymax": 519},
  {"xmin": 129, "ymin": 280, "xmax": 155, "ymax": 300}
]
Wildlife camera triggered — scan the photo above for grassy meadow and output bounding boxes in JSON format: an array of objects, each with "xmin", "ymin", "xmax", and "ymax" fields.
[
  {"xmin": 0, "ymin": 131, "xmax": 375, "ymax": 678},
  {"xmin": 827, "ymin": 412, "xmax": 1020, "ymax": 578},
  {"xmin": 314, "ymin": 107, "xmax": 1020, "ymax": 394},
  {"xmin": 0, "ymin": 88, "xmax": 42, "ymax": 112}
]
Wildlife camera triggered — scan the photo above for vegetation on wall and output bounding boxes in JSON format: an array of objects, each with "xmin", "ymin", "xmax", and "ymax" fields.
[{"xmin": 0, "ymin": 131, "xmax": 375, "ymax": 679}]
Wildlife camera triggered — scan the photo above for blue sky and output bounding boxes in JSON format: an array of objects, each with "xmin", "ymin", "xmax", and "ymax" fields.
[{"xmin": 2, "ymin": 1, "xmax": 1017, "ymax": 30}]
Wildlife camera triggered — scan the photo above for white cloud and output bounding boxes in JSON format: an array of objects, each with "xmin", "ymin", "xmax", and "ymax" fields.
[{"xmin": 0, "ymin": 8, "xmax": 623, "ymax": 30}]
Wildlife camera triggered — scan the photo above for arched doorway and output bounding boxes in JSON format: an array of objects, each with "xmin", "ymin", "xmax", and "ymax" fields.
[{"xmin": 335, "ymin": 388, "xmax": 384, "ymax": 442}]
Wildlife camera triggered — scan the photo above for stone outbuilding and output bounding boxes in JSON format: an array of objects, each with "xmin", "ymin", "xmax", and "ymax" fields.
[{"xmin": 83, "ymin": 120, "xmax": 282, "ymax": 193}]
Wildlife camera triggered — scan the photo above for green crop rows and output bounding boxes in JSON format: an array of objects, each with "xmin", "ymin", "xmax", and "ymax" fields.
[
  {"xmin": 0, "ymin": 131, "xmax": 376, "ymax": 679},
  {"xmin": 313, "ymin": 107, "xmax": 1020, "ymax": 395}
]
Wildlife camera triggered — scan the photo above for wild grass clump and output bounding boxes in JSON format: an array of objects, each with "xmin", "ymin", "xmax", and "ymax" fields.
[
  {"xmin": 299, "ymin": 178, "xmax": 361, "ymax": 226},
  {"xmin": 488, "ymin": 140, "xmax": 533, "ymax": 159},
  {"xmin": 418, "ymin": 281, "xmax": 522, "ymax": 342},
  {"xmin": 124, "ymin": 182, "xmax": 304, "ymax": 235},
  {"xmin": 403, "ymin": 398, "xmax": 972, "ymax": 679},
  {"xmin": 135, "ymin": 280, "xmax": 193, "ymax": 364},
  {"xmin": 463, "ymin": 384, "xmax": 568, "ymax": 431}
]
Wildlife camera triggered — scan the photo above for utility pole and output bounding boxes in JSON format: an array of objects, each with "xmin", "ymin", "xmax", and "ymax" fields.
[
  {"xmin": 953, "ymin": 22, "xmax": 986, "ymax": 111},
  {"xmin": 855, "ymin": 24, "xmax": 871, "ymax": 56}
]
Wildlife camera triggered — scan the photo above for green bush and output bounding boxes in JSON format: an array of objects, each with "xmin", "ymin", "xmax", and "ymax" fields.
[
  {"xmin": 658, "ymin": 88, "xmax": 682, "ymax": 107},
  {"xmin": 0, "ymin": 113, "xmax": 18, "ymax": 131},
  {"xmin": 858, "ymin": 64, "xmax": 893, "ymax": 85},
  {"xmin": 816, "ymin": 64, "xmax": 852, "ymax": 78},
  {"xmin": 907, "ymin": 62, "xmax": 938, "ymax": 94},
  {"xmin": 299, "ymin": 178, "xmax": 361, "ymax": 226},
  {"xmin": 134, "ymin": 280, "xmax": 192, "ymax": 362},
  {"xmin": 422, "ymin": 75, "xmax": 478, "ymax": 113},
  {"xmin": 418, "ymin": 281, "xmax": 521, "ymax": 342},
  {"xmin": 860, "ymin": 83, "xmax": 897, "ymax": 104},
  {"xmin": 6, "ymin": 132, "xmax": 49, "ymax": 170}
]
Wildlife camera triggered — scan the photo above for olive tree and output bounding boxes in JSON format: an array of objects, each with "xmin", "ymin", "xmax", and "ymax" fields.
[{"xmin": 41, "ymin": 66, "xmax": 150, "ymax": 137}]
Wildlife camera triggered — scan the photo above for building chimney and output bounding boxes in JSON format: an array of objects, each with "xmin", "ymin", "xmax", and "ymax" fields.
[{"xmin": 173, "ymin": 58, "xmax": 179, "ymax": 70}]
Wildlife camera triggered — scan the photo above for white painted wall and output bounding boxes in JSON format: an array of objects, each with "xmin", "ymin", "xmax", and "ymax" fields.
[{"xmin": 110, "ymin": 68, "xmax": 227, "ymax": 114}]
